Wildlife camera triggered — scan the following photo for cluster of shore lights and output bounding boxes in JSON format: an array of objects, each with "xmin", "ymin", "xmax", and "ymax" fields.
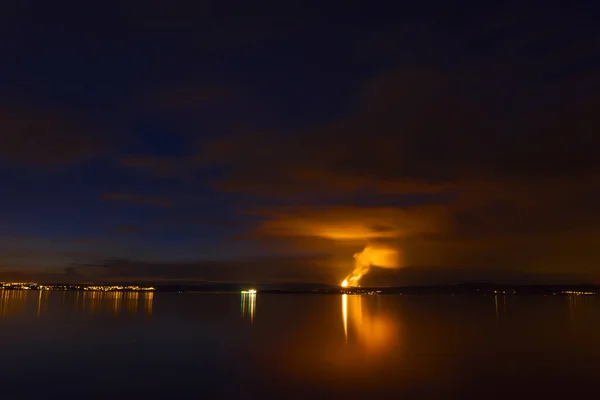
[
  {"xmin": 1, "ymin": 282, "xmax": 156, "ymax": 292},
  {"xmin": 83, "ymin": 286, "xmax": 155, "ymax": 292},
  {"xmin": 0, "ymin": 282, "xmax": 36, "ymax": 289},
  {"xmin": 241, "ymin": 289, "xmax": 257, "ymax": 294},
  {"xmin": 38, "ymin": 285, "xmax": 76, "ymax": 290},
  {"xmin": 563, "ymin": 291, "xmax": 596, "ymax": 295}
]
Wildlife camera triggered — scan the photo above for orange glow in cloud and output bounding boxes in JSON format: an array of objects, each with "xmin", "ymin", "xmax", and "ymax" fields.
[
  {"xmin": 251, "ymin": 205, "xmax": 445, "ymax": 285},
  {"xmin": 253, "ymin": 206, "xmax": 447, "ymax": 242}
]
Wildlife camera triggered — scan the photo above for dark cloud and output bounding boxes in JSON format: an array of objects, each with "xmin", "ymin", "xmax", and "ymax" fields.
[
  {"xmin": 67, "ymin": 255, "xmax": 338, "ymax": 283},
  {"xmin": 199, "ymin": 65, "xmax": 599, "ymax": 195},
  {"xmin": 113, "ymin": 225, "xmax": 143, "ymax": 234},
  {"xmin": 2, "ymin": 1, "xmax": 598, "ymax": 285},
  {"xmin": 119, "ymin": 156, "xmax": 179, "ymax": 175},
  {"xmin": 140, "ymin": 82, "xmax": 242, "ymax": 112},
  {"xmin": 104, "ymin": 15, "xmax": 600, "ymax": 279},
  {"xmin": 0, "ymin": 266, "xmax": 84, "ymax": 283},
  {"xmin": 101, "ymin": 193, "xmax": 173, "ymax": 208},
  {"xmin": 362, "ymin": 265, "xmax": 594, "ymax": 287},
  {"xmin": 190, "ymin": 44, "xmax": 600, "ymax": 277},
  {"xmin": 193, "ymin": 1, "xmax": 600, "ymax": 196},
  {"xmin": 0, "ymin": 102, "xmax": 112, "ymax": 166},
  {"xmin": 72, "ymin": 238, "xmax": 102, "ymax": 244}
]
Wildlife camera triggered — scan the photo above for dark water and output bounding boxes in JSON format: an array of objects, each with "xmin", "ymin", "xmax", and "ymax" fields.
[{"xmin": 0, "ymin": 290, "xmax": 599, "ymax": 399}]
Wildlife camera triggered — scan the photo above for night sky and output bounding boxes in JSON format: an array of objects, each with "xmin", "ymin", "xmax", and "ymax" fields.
[{"xmin": 1, "ymin": 1, "xmax": 599, "ymax": 285}]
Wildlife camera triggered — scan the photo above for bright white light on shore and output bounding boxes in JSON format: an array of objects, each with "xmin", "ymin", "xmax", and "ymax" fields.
[{"xmin": 241, "ymin": 289, "xmax": 257, "ymax": 294}]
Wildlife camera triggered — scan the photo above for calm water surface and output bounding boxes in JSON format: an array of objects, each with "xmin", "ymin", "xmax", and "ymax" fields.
[{"xmin": 0, "ymin": 290, "xmax": 599, "ymax": 399}]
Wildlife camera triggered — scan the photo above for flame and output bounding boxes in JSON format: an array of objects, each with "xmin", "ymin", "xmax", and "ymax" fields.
[{"xmin": 340, "ymin": 244, "xmax": 399, "ymax": 287}]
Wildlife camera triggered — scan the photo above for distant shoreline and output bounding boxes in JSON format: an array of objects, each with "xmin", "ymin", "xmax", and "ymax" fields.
[{"xmin": 1, "ymin": 283, "xmax": 598, "ymax": 296}]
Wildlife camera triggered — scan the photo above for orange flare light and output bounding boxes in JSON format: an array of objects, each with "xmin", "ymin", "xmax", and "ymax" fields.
[{"xmin": 341, "ymin": 244, "xmax": 399, "ymax": 287}]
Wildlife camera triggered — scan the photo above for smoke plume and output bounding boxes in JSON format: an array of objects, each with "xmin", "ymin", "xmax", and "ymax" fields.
[{"xmin": 342, "ymin": 244, "xmax": 399, "ymax": 287}]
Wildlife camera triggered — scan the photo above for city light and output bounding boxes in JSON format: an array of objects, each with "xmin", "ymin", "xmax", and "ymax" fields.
[
  {"xmin": 0, "ymin": 282, "xmax": 35, "ymax": 290},
  {"xmin": 83, "ymin": 285, "xmax": 155, "ymax": 292},
  {"xmin": 563, "ymin": 291, "xmax": 596, "ymax": 295},
  {"xmin": 340, "ymin": 287, "xmax": 382, "ymax": 295},
  {"xmin": 0, "ymin": 282, "xmax": 155, "ymax": 292}
]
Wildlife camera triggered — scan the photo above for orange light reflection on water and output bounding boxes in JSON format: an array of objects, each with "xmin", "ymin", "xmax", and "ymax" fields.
[
  {"xmin": 0, "ymin": 290, "xmax": 154, "ymax": 317},
  {"xmin": 342, "ymin": 294, "xmax": 348, "ymax": 342},
  {"xmin": 144, "ymin": 292, "xmax": 153, "ymax": 316},
  {"xmin": 1, "ymin": 290, "xmax": 29, "ymax": 316},
  {"xmin": 341, "ymin": 294, "xmax": 400, "ymax": 355}
]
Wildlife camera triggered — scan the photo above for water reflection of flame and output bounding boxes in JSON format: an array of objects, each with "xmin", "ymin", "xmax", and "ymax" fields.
[
  {"xmin": 240, "ymin": 292, "xmax": 256, "ymax": 323},
  {"xmin": 342, "ymin": 294, "xmax": 348, "ymax": 342},
  {"xmin": 341, "ymin": 294, "xmax": 399, "ymax": 354}
]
